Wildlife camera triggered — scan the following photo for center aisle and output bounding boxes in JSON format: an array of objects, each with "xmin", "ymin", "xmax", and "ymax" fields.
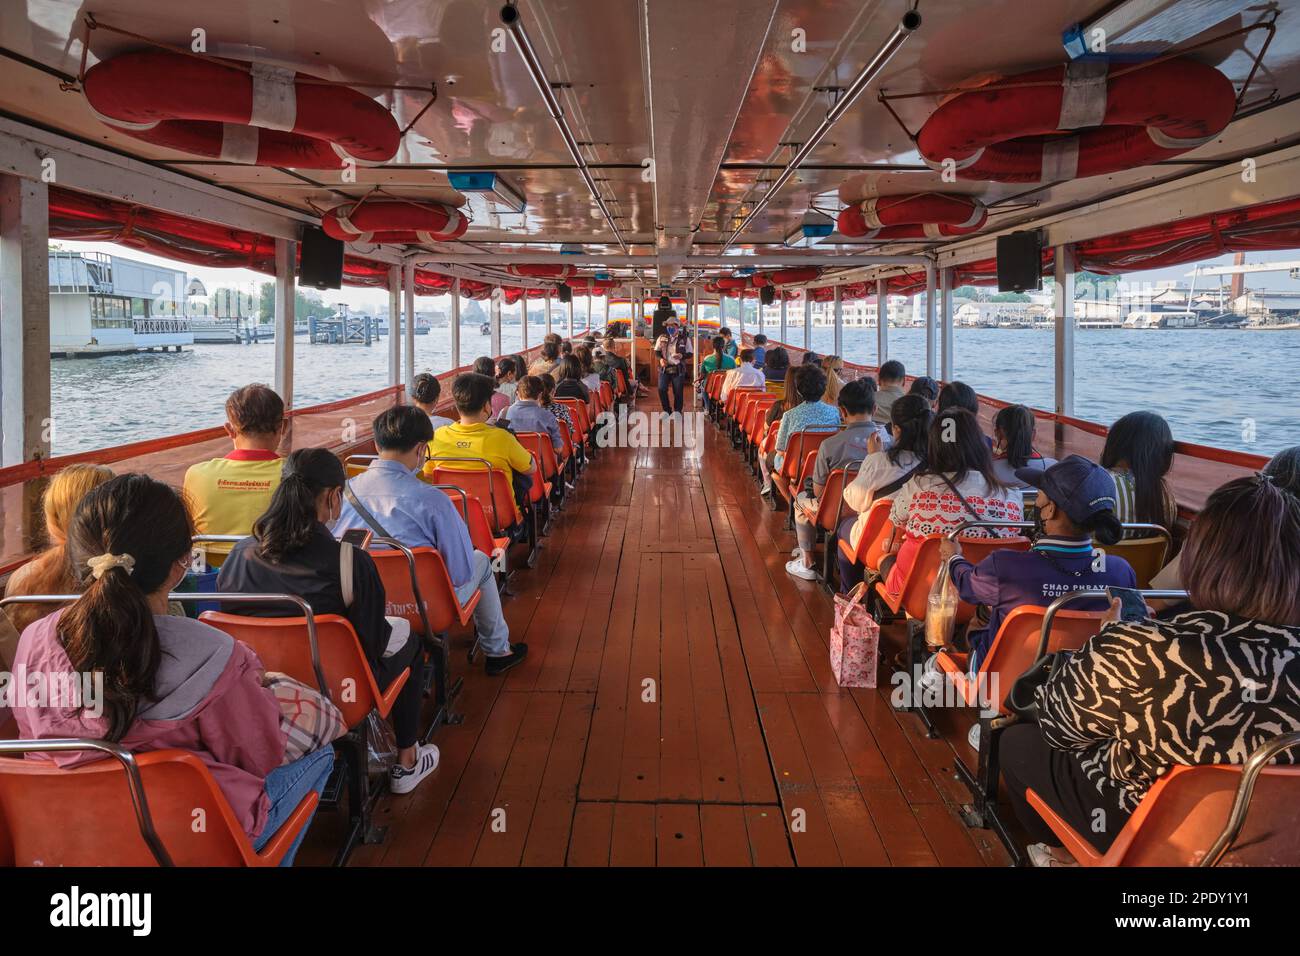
[{"xmin": 338, "ymin": 393, "xmax": 1010, "ymax": 867}]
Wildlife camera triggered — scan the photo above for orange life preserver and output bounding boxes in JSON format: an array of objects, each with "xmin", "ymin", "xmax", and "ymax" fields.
[
  {"xmin": 764, "ymin": 267, "xmax": 822, "ymax": 285},
  {"xmin": 837, "ymin": 193, "xmax": 988, "ymax": 240},
  {"xmin": 916, "ymin": 57, "xmax": 1235, "ymax": 183},
  {"xmin": 82, "ymin": 51, "xmax": 400, "ymax": 169},
  {"xmin": 321, "ymin": 200, "xmax": 467, "ymax": 244}
]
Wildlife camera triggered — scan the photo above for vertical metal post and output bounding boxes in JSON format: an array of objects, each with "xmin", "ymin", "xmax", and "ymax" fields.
[
  {"xmin": 603, "ymin": 292, "xmax": 610, "ymax": 330},
  {"xmin": 521, "ymin": 293, "xmax": 529, "ymax": 352},
  {"xmin": 586, "ymin": 292, "xmax": 592, "ymax": 336},
  {"xmin": 544, "ymin": 292, "xmax": 552, "ymax": 337},
  {"xmin": 490, "ymin": 288, "xmax": 503, "ymax": 357},
  {"xmin": 718, "ymin": 292, "xmax": 726, "ymax": 332},
  {"xmin": 737, "ymin": 294, "xmax": 745, "ymax": 339},
  {"xmin": 272, "ymin": 237, "xmax": 296, "ymax": 409},
  {"xmin": 629, "ymin": 286, "xmax": 639, "ymax": 385},
  {"xmin": 833, "ymin": 284, "xmax": 843, "ymax": 357},
  {"xmin": 388, "ymin": 265, "xmax": 401, "ymax": 386},
  {"xmin": 876, "ymin": 278, "xmax": 888, "ymax": 368},
  {"xmin": 940, "ymin": 266, "xmax": 954, "ymax": 382},
  {"xmin": 450, "ymin": 277, "xmax": 462, "ymax": 368},
  {"xmin": 567, "ymin": 296, "xmax": 574, "ymax": 338},
  {"xmin": 0, "ymin": 174, "xmax": 50, "ymax": 466},
  {"xmin": 402, "ymin": 260, "xmax": 416, "ymax": 388},
  {"xmin": 1054, "ymin": 244, "xmax": 1076, "ymax": 417},
  {"xmin": 803, "ymin": 294, "xmax": 812, "ymax": 351},
  {"xmin": 779, "ymin": 295, "xmax": 787, "ymax": 344},
  {"xmin": 924, "ymin": 260, "xmax": 937, "ymax": 377},
  {"xmin": 690, "ymin": 286, "xmax": 699, "ymax": 389}
]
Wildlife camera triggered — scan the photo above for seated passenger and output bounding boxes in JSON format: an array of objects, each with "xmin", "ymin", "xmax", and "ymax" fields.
[
  {"xmin": 821, "ymin": 355, "xmax": 845, "ymax": 406},
  {"xmin": 599, "ymin": 335, "xmax": 630, "ymax": 385},
  {"xmin": 1101, "ymin": 410, "xmax": 1178, "ymax": 535},
  {"xmin": 473, "ymin": 357, "xmax": 511, "ymax": 422},
  {"xmin": 720, "ymin": 348, "xmax": 764, "ymax": 405},
  {"xmin": 554, "ymin": 355, "xmax": 592, "ymax": 403},
  {"xmin": 3, "ymin": 463, "xmax": 115, "ymax": 637},
  {"xmin": 751, "ymin": 334, "xmax": 768, "ymax": 368},
  {"xmin": 837, "ymin": 395, "xmax": 932, "ymax": 590},
  {"xmin": 999, "ymin": 473, "xmax": 1300, "ymax": 866},
  {"xmin": 528, "ymin": 338, "xmax": 561, "ymax": 377},
  {"xmin": 787, "ymin": 378, "xmax": 877, "ymax": 581},
  {"xmin": 937, "ymin": 380, "xmax": 980, "ymax": 415},
  {"xmin": 718, "ymin": 326, "xmax": 739, "ymax": 360},
  {"xmin": 761, "ymin": 345, "xmax": 789, "ymax": 394},
  {"xmin": 939, "ymin": 455, "xmax": 1134, "ymax": 673},
  {"xmin": 991, "ymin": 404, "xmax": 1055, "ymax": 488},
  {"xmin": 183, "ymin": 383, "xmax": 286, "ymax": 566},
  {"xmin": 881, "ymin": 408, "xmax": 1023, "ymax": 594},
  {"xmin": 10, "ymin": 474, "xmax": 331, "ymax": 866},
  {"xmin": 496, "ymin": 357, "xmax": 519, "ymax": 403},
  {"xmin": 336, "ymin": 406, "xmax": 527, "ymax": 675},
  {"xmin": 700, "ymin": 334, "xmax": 738, "ymax": 376},
  {"xmin": 757, "ymin": 364, "xmax": 803, "ymax": 497},
  {"xmin": 500, "ymin": 375, "xmax": 564, "ymax": 454},
  {"xmin": 428, "ymin": 373, "xmax": 536, "ymax": 511},
  {"xmin": 538, "ymin": 372, "xmax": 576, "ymax": 438},
  {"xmin": 575, "ymin": 345, "xmax": 602, "ymax": 395},
  {"xmin": 760, "ymin": 366, "xmax": 841, "ymax": 496},
  {"xmin": 217, "ymin": 449, "xmax": 439, "ymax": 793},
  {"xmin": 872, "ymin": 360, "xmax": 907, "ymax": 424},
  {"xmin": 411, "ymin": 372, "xmax": 455, "ymax": 430},
  {"xmin": 908, "ymin": 375, "xmax": 940, "ymax": 410}
]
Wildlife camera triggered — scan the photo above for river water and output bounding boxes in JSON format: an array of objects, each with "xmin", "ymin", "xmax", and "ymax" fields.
[{"xmin": 49, "ymin": 320, "xmax": 1299, "ymax": 458}]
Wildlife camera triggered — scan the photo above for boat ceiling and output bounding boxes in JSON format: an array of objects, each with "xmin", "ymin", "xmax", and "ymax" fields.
[{"xmin": 3, "ymin": 0, "xmax": 1299, "ymax": 284}]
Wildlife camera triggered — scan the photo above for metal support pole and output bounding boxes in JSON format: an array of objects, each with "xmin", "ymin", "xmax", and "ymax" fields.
[
  {"xmin": 779, "ymin": 296, "xmax": 788, "ymax": 344},
  {"xmin": 924, "ymin": 260, "xmax": 937, "ymax": 377},
  {"xmin": 450, "ymin": 277, "xmax": 462, "ymax": 368},
  {"xmin": 521, "ymin": 294, "xmax": 529, "ymax": 352},
  {"xmin": 940, "ymin": 266, "xmax": 954, "ymax": 382},
  {"xmin": 490, "ymin": 288, "xmax": 503, "ymax": 358},
  {"xmin": 1054, "ymin": 244, "xmax": 1076, "ymax": 417},
  {"xmin": 629, "ymin": 286, "xmax": 639, "ymax": 386},
  {"xmin": 388, "ymin": 265, "xmax": 401, "ymax": 386},
  {"xmin": 272, "ymin": 237, "xmax": 296, "ymax": 409},
  {"xmin": 833, "ymin": 284, "xmax": 843, "ymax": 357},
  {"xmin": 603, "ymin": 292, "xmax": 610, "ymax": 331},
  {"xmin": 544, "ymin": 292, "xmax": 552, "ymax": 337},
  {"xmin": 567, "ymin": 296, "xmax": 574, "ymax": 338},
  {"xmin": 737, "ymin": 294, "xmax": 745, "ymax": 339},
  {"xmin": 803, "ymin": 294, "xmax": 812, "ymax": 351},
  {"xmin": 876, "ymin": 278, "xmax": 888, "ymax": 368},
  {"xmin": 0, "ymin": 174, "xmax": 50, "ymax": 466},
  {"xmin": 403, "ymin": 260, "xmax": 416, "ymax": 388},
  {"xmin": 586, "ymin": 292, "xmax": 592, "ymax": 337},
  {"xmin": 690, "ymin": 286, "xmax": 699, "ymax": 389}
]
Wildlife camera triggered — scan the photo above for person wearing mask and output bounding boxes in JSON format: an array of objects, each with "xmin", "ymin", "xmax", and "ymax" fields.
[
  {"xmin": 881, "ymin": 409, "xmax": 1022, "ymax": 595},
  {"xmin": 499, "ymin": 375, "xmax": 564, "ymax": 454},
  {"xmin": 183, "ymin": 383, "xmax": 287, "ymax": 567},
  {"xmin": 938, "ymin": 455, "xmax": 1135, "ymax": 680},
  {"xmin": 719, "ymin": 348, "xmax": 764, "ymax": 406},
  {"xmin": 838, "ymin": 394, "xmax": 932, "ymax": 590},
  {"xmin": 538, "ymin": 372, "xmax": 576, "ymax": 440},
  {"xmin": 218, "ymin": 449, "xmax": 439, "ymax": 794},
  {"xmin": 1000, "ymin": 473, "xmax": 1300, "ymax": 866},
  {"xmin": 1101, "ymin": 410, "xmax": 1178, "ymax": 535},
  {"xmin": 787, "ymin": 379, "xmax": 877, "ymax": 581},
  {"xmin": 751, "ymin": 334, "xmax": 768, "ymax": 369},
  {"xmin": 336, "ymin": 406, "xmax": 527, "ymax": 676},
  {"xmin": 528, "ymin": 338, "xmax": 562, "ymax": 377},
  {"xmin": 873, "ymin": 360, "xmax": 907, "ymax": 425},
  {"xmin": 495, "ymin": 357, "xmax": 519, "ymax": 403},
  {"xmin": 554, "ymin": 354, "xmax": 592, "ymax": 403},
  {"xmin": 410, "ymin": 372, "xmax": 455, "ymax": 432},
  {"xmin": 427, "ymin": 373, "xmax": 536, "ymax": 512},
  {"xmin": 718, "ymin": 326, "xmax": 739, "ymax": 361},
  {"xmin": 473, "ymin": 357, "xmax": 511, "ymax": 422},
  {"xmin": 3, "ymin": 464, "xmax": 115, "ymax": 637},
  {"xmin": 654, "ymin": 313, "xmax": 693, "ymax": 414},
  {"xmin": 991, "ymin": 404, "xmax": 1054, "ymax": 488},
  {"xmin": 10, "ymin": 474, "xmax": 332, "ymax": 866}
]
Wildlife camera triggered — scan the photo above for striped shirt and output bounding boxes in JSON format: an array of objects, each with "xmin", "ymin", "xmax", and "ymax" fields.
[{"xmin": 1108, "ymin": 467, "xmax": 1177, "ymax": 537}]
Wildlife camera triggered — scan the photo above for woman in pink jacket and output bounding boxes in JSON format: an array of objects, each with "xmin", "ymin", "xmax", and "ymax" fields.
[{"xmin": 10, "ymin": 474, "xmax": 332, "ymax": 865}]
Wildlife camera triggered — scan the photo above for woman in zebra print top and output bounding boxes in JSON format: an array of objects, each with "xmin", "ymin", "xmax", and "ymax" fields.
[{"xmin": 1000, "ymin": 473, "xmax": 1300, "ymax": 864}]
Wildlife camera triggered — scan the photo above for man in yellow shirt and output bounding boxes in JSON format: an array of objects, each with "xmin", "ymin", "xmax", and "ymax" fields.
[
  {"xmin": 426, "ymin": 372, "xmax": 535, "ymax": 522},
  {"xmin": 183, "ymin": 383, "xmax": 286, "ymax": 568}
]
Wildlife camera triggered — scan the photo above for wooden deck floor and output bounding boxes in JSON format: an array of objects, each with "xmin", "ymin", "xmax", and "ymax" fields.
[{"xmin": 316, "ymin": 394, "xmax": 1010, "ymax": 867}]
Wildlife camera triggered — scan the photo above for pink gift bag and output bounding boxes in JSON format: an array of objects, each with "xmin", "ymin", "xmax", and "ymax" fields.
[{"xmin": 830, "ymin": 582, "xmax": 881, "ymax": 688}]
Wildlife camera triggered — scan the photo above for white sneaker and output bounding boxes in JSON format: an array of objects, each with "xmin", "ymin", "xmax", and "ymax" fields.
[
  {"xmin": 1027, "ymin": 842, "xmax": 1079, "ymax": 868},
  {"xmin": 389, "ymin": 743, "xmax": 440, "ymax": 794},
  {"xmin": 785, "ymin": 557, "xmax": 819, "ymax": 581},
  {"xmin": 916, "ymin": 652, "xmax": 942, "ymax": 694},
  {"xmin": 967, "ymin": 722, "xmax": 981, "ymax": 751}
]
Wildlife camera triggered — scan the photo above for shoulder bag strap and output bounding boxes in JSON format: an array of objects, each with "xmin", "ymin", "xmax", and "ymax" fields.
[
  {"xmin": 344, "ymin": 481, "xmax": 394, "ymax": 540},
  {"xmin": 339, "ymin": 540, "xmax": 354, "ymax": 608},
  {"xmin": 938, "ymin": 472, "xmax": 984, "ymax": 523},
  {"xmin": 875, "ymin": 462, "xmax": 923, "ymax": 499}
]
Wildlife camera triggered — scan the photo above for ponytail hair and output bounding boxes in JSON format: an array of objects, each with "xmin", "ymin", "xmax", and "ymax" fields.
[
  {"xmin": 59, "ymin": 474, "xmax": 194, "ymax": 740},
  {"xmin": 253, "ymin": 448, "xmax": 346, "ymax": 563},
  {"xmin": 1082, "ymin": 509, "xmax": 1124, "ymax": 546}
]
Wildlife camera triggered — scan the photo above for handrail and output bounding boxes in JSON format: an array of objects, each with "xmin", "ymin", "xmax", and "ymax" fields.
[
  {"xmin": 426, "ymin": 455, "xmax": 505, "ymax": 529},
  {"xmin": 0, "ymin": 592, "xmax": 330, "ymax": 700},
  {"xmin": 947, "ymin": 519, "xmax": 1035, "ymax": 540},
  {"xmin": 0, "ymin": 738, "xmax": 175, "ymax": 867},
  {"xmin": 1036, "ymin": 588, "xmax": 1190, "ymax": 661},
  {"xmin": 1202, "ymin": 731, "xmax": 1300, "ymax": 867}
]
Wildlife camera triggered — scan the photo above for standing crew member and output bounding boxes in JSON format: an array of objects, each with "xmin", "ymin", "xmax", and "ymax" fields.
[{"xmin": 655, "ymin": 313, "xmax": 693, "ymax": 414}]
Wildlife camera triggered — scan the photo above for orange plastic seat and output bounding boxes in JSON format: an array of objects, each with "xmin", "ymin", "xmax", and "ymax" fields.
[
  {"xmin": 1028, "ymin": 732, "xmax": 1300, "ymax": 866},
  {"xmin": 771, "ymin": 429, "xmax": 838, "ymax": 508},
  {"xmin": 875, "ymin": 533, "xmax": 1031, "ymax": 625},
  {"xmin": 1106, "ymin": 525, "xmax": 1172, "ymax": 588},
  {"xmin": 838, "ymin": 498, "xmax": 892, "ymax": 572},
  {"xmin": 0, "ymin": 741, "xmax": 318, "ymax": 867},
  {"xmin": 430, "ymin": 484, "xmax": 506, "ymax": 559},
  {"xmin": 344, "ymin": 454, "xmax": 376, "ymax": 480},
  {"xmin": 426, "ymin": 459, "xmax": 522, "ymax": 532}
]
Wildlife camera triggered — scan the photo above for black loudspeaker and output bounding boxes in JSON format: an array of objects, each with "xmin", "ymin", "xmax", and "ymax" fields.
[
  {"xmin": 997, "ymin": 230, "xmax": 1043, "ymax": 293},
  {"xmin": 652, "ymin": 307, "xmax": 675, "ymax": 340},
  {"xmin": 760, "ymin": 284, "xmax": 776, "ymax": 306},
  {"xmin": 556, "ymin": 282, "xmax": 572, "ymax": 303},
  {"xmin": 299, "ymin": 225, "xmax": 343, "ymax": 289},
  {"xmin": 657, "ymin": 294, "xmax": 672, "ymax": 311}
]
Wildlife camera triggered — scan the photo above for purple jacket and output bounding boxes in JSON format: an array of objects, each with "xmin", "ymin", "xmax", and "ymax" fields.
[
  {"xmin": 948, "ymin": 535, "xmax": 1136, "ymax": 670},
  {"xmin": 11, "ymin": 609, "xmax": 285, "ymax": 838}
]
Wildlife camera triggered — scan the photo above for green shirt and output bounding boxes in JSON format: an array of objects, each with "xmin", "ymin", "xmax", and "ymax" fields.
[{"xmin": 702, "ymin": 354, "xmax": 738, "ymax": 374}]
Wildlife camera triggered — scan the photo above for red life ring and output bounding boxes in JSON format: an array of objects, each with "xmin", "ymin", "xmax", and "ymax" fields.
[
  {"xmin": 916, "ymin": 58, "xmax": 1235, "ymax": 183},
  {"xmin": 506, "ymin": 265, "xmax": 577, "ymax": 279},
  {"xmin": 714, "ymin": 275, "xmax": 760, "ymax": 290},
  {"xmin": 837, "ymin": 194, "xmax": 987, "ymax": 239},
  {"xmin": 765, "ymin": 267, "xmax": 822, "ymax": 285},
  {"xmin": 321, "ymin": 200, "xmax": 467, "ymax": 244},
  {"xmin": 82, "ymin": 51, "xmax": 400, "ymax": 169}
]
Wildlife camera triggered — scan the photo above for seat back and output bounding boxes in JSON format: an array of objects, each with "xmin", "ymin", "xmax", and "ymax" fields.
[
  {"xmin": 615, "ymin": 368, "xmax": 629, "ymax": 396},
  {"xmin": 556, "ymin": 398, "xmax": 591, "ymax": 440},
  {"xmin": 556, "ymin": 419, "xmax": 576, "ymax": 462},
  {"xmin": 980, "ymin": 605, "xmax": 1105, "ymax": 713},
  {"xmin": 814, "ymin": 464, "xmax": 860, "ymax": 534},
  {"xmin": 431, "ymin": 484, "xmax": 498, "ymax": 557},
  {"xmin": 426, "ymin": 459, "xmax": 520, "ymax": 530},
  {"xmin": 780, "ymin": 429, "xmax": 838, "ymax": 482},
  {"xmin": 1106, "ymin": 526, "xmax": 1171, "ymax": 588},
  {"xmin": 599, "ymin": 381, "xmax": 614, "ymax": 410},
  {"xmin": 0, "ymin": 743, "xmax": 261, "ymax": 866},
  {"xmin": 725, "ymin": 386, "xmax": 763, "ymax": 420},
  {"xmin": 706, "ymin": 370, "xmax": 725, "ymax": 400},
  {"xmin": 366, "ymin": 542, "xmax": 465, "ymax": 635},
  {"xmin": 746, "ymin": 397, "xmax": 779, "ymax": 444},
  {"xmin": 859, "ymin": 499, "xmax": 894, "ymax": 570},
  {"xmin": 199, "ymin": 612, "xmax": 383, "ymax": 727},
  {"xmin": 895, "ymin": 534, "xmax": 1031, "ymax": 622},
  {"xmin": 515, "ymin": 432, "xmax": 560, "ymax": 481},
  {"xmin": 735, "ymin": 391, "xmax": 762, "ymax": 432}
]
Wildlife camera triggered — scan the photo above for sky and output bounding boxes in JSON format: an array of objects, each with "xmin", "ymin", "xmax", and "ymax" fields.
[{"xmin": 51, "ymin": 239, "xmax": 1300, "ymax": 311}]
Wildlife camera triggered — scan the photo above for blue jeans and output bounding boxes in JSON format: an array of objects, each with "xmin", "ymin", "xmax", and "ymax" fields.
[
  {"xmin": 254, "ymin": 746, "xmax": 335, "ymax": 866},
  {"xmin": 455, "ymin": 549, "xmax": 511, "ymax": 656}
]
